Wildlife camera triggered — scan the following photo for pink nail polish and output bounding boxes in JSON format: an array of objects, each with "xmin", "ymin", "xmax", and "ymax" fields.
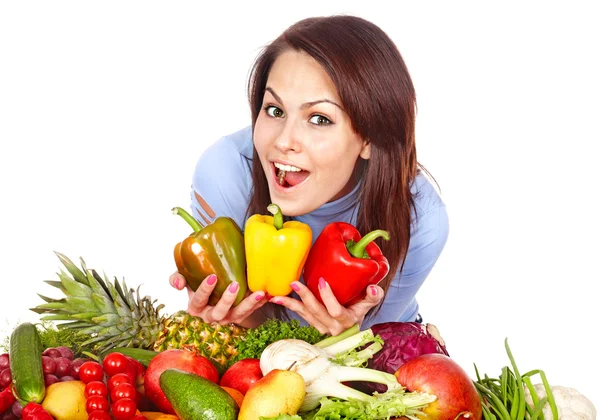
[
  {"xmin": 229, "ymin": 282, "xmax": 239, "ymax": 293},
  {"xmin": 371, "ymin": 286, "xmax": 377, "ymax": 296},
  {"xmin": 255, "ymin": 293, "xmax": 264, "ymax": 301},
  {"xmin": 272, "ymin": 299, "xmax": 283, "ymax": 305},
  {"xmin": 174, "ymin": 279, "xmax": 181, "ymax": 289},
  {"xmin": 318, "ymin": 277, "xmax": 326, "ymax": 290},
  {"xmin": 291, "ymin": 282, "xmax": 300, "ymax": 292},
  {"xmin": 206, "ymin": 275, "xmax": 217, "ymax": 285}
]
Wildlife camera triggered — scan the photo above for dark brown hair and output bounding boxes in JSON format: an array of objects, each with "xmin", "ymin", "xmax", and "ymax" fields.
[{"xmin": 247, "ymin": 15, "xmax": 423, "ymax": 320}]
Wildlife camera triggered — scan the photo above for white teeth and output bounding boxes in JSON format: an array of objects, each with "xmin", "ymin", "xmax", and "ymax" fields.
[{"xmin": 274, "ymin": 162, "xmax": 302, "ymax": 172}]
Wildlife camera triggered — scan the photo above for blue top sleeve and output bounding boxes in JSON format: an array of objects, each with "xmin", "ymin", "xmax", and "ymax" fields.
[{"xmin": 189, "ymin": 130, "xmax": 253, "ymax": 230}]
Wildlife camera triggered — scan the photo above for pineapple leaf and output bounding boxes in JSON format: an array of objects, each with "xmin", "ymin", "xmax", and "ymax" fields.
[
  {"xmin": 105, "ymin": 281, "xmax": 131, "ymax": 317},
  {"xmin": 34, "ymin": 302, "xmax": 73, "ymax": 312},
  {"xmin": 58, "ymin": 270, "xmax": 92, "ymax": 297},
  {"xmin": 91, "ymin": 269, "xmax": 111, "ymax": 296},
  {"xmin": 91, "ymin": 313, "xmax": 122, "ymax": 327},
  {"xmin": 37, "ymin": 294, "xmax": 65, "ymax": 303},
  {"xmin": 40, "ymin": 314, "xmax": 79, "ymax": 321},
  {"xmin": 55, "ymin": 251, "xmax": 90, "ymax": 286},
  {"xmin": 86, "ymin": 269, "xmax": 111, "ymax": 299},
  {"xmin": 90, "ymin": 292, "xmax": 117, "ymax": 314},
  {"xmin": 70, "ymin": 312, "xmax": 101, "ymax": 321},
  {"xmin": 43, "ymin": 280, "xmax": 67, "ymax": 292}
]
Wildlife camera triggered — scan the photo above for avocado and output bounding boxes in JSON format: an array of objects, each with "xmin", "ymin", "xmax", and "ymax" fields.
[{"xmin": 160, "ymin": 369, "xmax": 238, "ymax": 420}]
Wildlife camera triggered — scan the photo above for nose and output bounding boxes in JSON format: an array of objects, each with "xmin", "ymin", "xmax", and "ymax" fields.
[{"xmin": 274, "ymin": 118, "xmax": 302, "ymax": 154}]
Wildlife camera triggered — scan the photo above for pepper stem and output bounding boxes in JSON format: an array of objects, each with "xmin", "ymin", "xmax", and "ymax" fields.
[
  {"xmin": 267, "ymin": 204, "xmax": 284, "ymax": 230},
  {"xmin": 347, "ymin": 229, "xmax": 390, "ymax": 259},
  {"xmin": 172, "ymin": 207, "xmax": 202, "ymax": 233}
]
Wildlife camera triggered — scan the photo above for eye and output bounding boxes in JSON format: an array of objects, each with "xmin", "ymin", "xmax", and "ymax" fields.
[
  {"xmin": 264, "ymin": 105, "xmax": 284, "ymax": 118},
  {"xmin": 309, "ymin": 114, "xmax": 332, "ymax": 126}
]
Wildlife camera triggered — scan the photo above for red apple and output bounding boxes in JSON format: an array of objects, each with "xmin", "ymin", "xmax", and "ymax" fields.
[
  {"xmin": 394, "ymin": 353, "xmax": 482, "ymax": 420},
  {"xmin": 220, "ymin": 358, "xmax": 263, "ymax": 395},
  {"xmin": 144, "ymin": 349, "xmax": 219, "ymax": 414}
]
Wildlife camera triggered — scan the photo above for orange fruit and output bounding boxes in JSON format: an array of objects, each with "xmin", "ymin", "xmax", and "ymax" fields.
[{"xmin": 221, "ymin": 386, "xmax": 244, "ymax": 407}]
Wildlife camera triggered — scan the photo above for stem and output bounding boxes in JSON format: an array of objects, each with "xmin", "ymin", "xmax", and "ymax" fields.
[
  {"xmin": 322, "ymin": 329, "xmax": 374, "ymax": 357},
  {"xmin": 347, "ymin": 229, "xmax": 390, "ymax": 258},
  {"xmin": 267, "ymin": 203, "xmax": 283, "ymax": 230},
  {"xmin": 333, "ymin": 365, "xmax": 401, "ymax": 390},
  {"xmin": 315, "ymin": 324, "xmax": 360, "ymax": 348},
  {"xmin": 172, "ymin": 207, "xmax": 202, "ymax": 233}
]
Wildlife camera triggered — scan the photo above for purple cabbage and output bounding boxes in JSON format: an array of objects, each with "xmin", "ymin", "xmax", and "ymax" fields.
[{"xmin": 351, "ymin": 321, "xmax": 449, "ymax": 394}]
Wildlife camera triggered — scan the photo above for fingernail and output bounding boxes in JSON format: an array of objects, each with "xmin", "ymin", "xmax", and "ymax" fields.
[
  {"xmin": 272, "ymin": 299, "xmax": 283, "ymax": 305},
  {"xmin": 206, "ymin": 274, "xmax": 217, "ymax": 285},
  {"xmin": 370, "ymin": 286, "xmax": 378, "ymax": 296},
  {"xmin": 290, "ymin": 282, "xmax": 300, "ymax": 292},
  {"xmin": 174, "ymin": 279, "xmax": 181, "ymax": 289},
  {"xmin": 228, "ymin": 281, "xmax": 239, "ymax": 293},
  {"xmin": 318, "ymin": 277, "xmax": 326, "ymax": 290},
  {"xmin": 254, "ymin": 292, "xmax": 264, "ymax": 301}
]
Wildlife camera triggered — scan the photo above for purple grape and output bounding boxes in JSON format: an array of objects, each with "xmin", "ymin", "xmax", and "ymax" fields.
[
  {"xmin": 0, "ymin": 368, "xmax": 11, "ymax": 388},
  {"xmin": 55, "ymin": 346, "xmax": 74, "ymax": 360},
  {"xmin": 41, "ymin": 356, "xmax": 56, "ymax": 375},
  {"xmin": 59, "ymin": 375, "xmax": 75, "ymax": 382},
  {"xmin": 54, "ymin": 357, "xmax": 71, "ymax": 378},
  {"xmin": 69, "ymin": 357, "xmax": 88, "ymax": 379},
  {"xmin": 41, "ymin": 348, "xmax": 61, "ymax": 359},
  {"xmin": 1, "ymin": 410, "xmax": 18, "ymax": 420},
  {"xmin": 10, "ymin": 401, "xmax": 21, "ymax": 419},
  {"xmin": 0, "ymin": 354, "xmax": 9, "ymax": 370},
  {"xmin": 44, "ymin": 374, "xmax": 59, "ymax": 386}
]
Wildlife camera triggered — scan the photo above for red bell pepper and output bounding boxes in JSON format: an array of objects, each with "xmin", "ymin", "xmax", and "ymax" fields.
[
  {"xmin": 0, "ymin": 387, "xmax": 16, "ymax": 413},
  {"xmin": 304, "ymin": 222, "xmax": 390, "ymax": 306},
  {"xmin": 21, "ymin": 402, "xmax": 53, "ymax": 420}
]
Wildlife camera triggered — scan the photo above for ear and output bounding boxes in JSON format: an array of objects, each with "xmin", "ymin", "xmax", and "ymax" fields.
[{"xmin": 359, "ymin": 141, "xmax": 371, "ymax": 160}]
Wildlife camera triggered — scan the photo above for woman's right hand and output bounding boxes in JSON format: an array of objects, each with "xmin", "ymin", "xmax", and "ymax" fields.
[{"xmin": 169, "ymin": 272, "xmax": 268, "ymax": 325}]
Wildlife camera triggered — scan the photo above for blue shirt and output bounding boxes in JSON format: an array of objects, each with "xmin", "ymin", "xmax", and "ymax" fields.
[{"xmin": 189, "ymin": 126, "xmax": 449, "ymax": 328}]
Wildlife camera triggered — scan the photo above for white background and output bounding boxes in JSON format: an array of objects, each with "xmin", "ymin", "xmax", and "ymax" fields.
[{"xmin": 1, "ymin": 1, "xmax": 598, "ymax": 409}]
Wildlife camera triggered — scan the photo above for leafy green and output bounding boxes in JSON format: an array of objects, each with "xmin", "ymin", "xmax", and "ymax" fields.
[{"xmin": 230, "ymin": 319, "xmax": 326, "ymax": 366}]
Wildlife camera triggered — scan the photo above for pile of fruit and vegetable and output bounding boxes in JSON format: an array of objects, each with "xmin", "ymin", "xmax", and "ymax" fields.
[{"xmin": 1, "ymin": 205, "xmax": 597, "ymax": 419}]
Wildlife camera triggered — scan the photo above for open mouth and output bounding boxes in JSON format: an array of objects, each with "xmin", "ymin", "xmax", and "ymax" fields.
[{"xmin": 272, "ymin": 162, "xmax": 310, "ymax": 189}]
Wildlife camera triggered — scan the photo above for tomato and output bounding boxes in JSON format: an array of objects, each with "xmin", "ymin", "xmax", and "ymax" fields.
[
  {"xmin": 111, "ymin": 398, "xmax": 137, "ymax": 420},
  {"xmin": 88, "ymin": 410, "xmax": 112, "ymax": 420},
  {"xmin": 108, "ymin": 372, "xmax": 132, "ymax": 390},
  {"xmin": 85, "ymin": 395, "xmax": 110, "ymax": 414},
  {"xmin": 110, "ymin": 382, "xmax": 136, "ymax": 402},
  {"xmin": 79, "ymin": 361, "xmax": 104, "ymax": 384},
  {"xmin": 84, "ymin": 380, "xmax": 108, "ymax": 399},
  {"xmin": 102, "ymin": 352, "xmax": 130, "ymax": 377}
]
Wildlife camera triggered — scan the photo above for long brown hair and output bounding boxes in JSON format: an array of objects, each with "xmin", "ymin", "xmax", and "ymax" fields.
[{"xmin": 246, "ymin": 15, "xmax": 422, "ymax": 320}]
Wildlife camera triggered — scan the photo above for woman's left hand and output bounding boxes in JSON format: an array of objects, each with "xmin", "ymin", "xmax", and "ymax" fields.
[{"xmin": 270, "ymin": 278, "xmax": 384, "ymax": 336}]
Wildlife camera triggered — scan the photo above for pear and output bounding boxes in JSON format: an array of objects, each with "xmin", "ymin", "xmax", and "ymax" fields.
[{"xmin": 238, "ymin": 369, "xmax": 305, "ymax": 420}]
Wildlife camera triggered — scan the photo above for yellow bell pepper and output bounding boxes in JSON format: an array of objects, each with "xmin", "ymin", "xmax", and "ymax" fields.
[{"xmin": 244, "ymin": 203, "xmax": 312, "ymax": 296}]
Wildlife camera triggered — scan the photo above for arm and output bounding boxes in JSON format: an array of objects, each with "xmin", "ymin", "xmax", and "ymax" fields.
[{"xmin": 363, "ymin": 204, "xmax": 450, "ymax": 327}]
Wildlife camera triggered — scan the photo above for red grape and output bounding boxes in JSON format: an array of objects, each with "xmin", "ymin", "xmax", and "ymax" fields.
[
  {"xmin": 44, "ymin": 374, "xmax": 59, "ymax": 387},
  {"xmin": 10, "ymin": 401, "xmax": 22, "ymax": 418},
  {"xmin": 0, "ymin": 368, "xmax": 12, "ymax": 388},
  {"xmin": 41, "ymin": 356, "xmax": 56, "ymax": 374},
  {"xmin": 69, "ymin": 357, "xmax": 88, "ymax": 379},
  {"xmin": 0, "ymin": 354, "xmax": 9, "ymax": 370},
  {"xmin": 0, "ymin": 410, "xmax": 18, "ymax": 419},
  {"xmin": 54, "ymin": 357, "xmax": 71, "ymax": 378},
  {"xmin": 41, "ymin": 348, "xmax": 61, "ymax": 358},
  {"xmin": 55, "ymin": 346, "xmax": 74, "ymax": 360},
  {"xmin": 59, "ymin": 375, "xmax": 75, "ymax": 382}
]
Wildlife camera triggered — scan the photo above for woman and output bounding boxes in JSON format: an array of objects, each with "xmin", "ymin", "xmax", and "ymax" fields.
[{"xmin": 169, "ymin": 15, "xmax": 449, "ymax": 335}]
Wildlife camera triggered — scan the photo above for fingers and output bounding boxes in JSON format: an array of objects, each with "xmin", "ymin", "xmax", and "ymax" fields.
[
  {"xmin": 169, "ymin": 272, "xmax": 187, "ymax": 290},
  {"xmin": 271, "ymin": 296, "xmax": 329, "ymax": 334},
  {"xmin": 317, "ymin": 278, "xmax": 357, "ymax": 325},
  {"xmin": 209, "ymin": 281, "xmax": 242, "ymax": 321},
  {"xmin": 347, "ymin": 284, "xmax": 385, "ymax": 321},
  {"xmin": 229, "ymin": 291, "xmax": 268, "ymax": 322},
  {"xmin": 187, "ymin": 274, "xmax": 218, "ymax": 316}
]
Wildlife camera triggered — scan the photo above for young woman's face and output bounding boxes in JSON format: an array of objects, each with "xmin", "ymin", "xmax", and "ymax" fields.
[{"xmin": 253, "ymin": 50, "xmax": 370, "ymax": 217}]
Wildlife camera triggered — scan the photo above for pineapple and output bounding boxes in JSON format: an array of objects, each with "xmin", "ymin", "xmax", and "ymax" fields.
[{"xmin": 31, "ymin": 252, "xmax": 247, "ymax": 369}]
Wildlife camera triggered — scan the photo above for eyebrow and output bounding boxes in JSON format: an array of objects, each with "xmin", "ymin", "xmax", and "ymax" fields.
[{"xmin": 265, "ymin": 87, "xmax": 344, "ymax": 111}]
